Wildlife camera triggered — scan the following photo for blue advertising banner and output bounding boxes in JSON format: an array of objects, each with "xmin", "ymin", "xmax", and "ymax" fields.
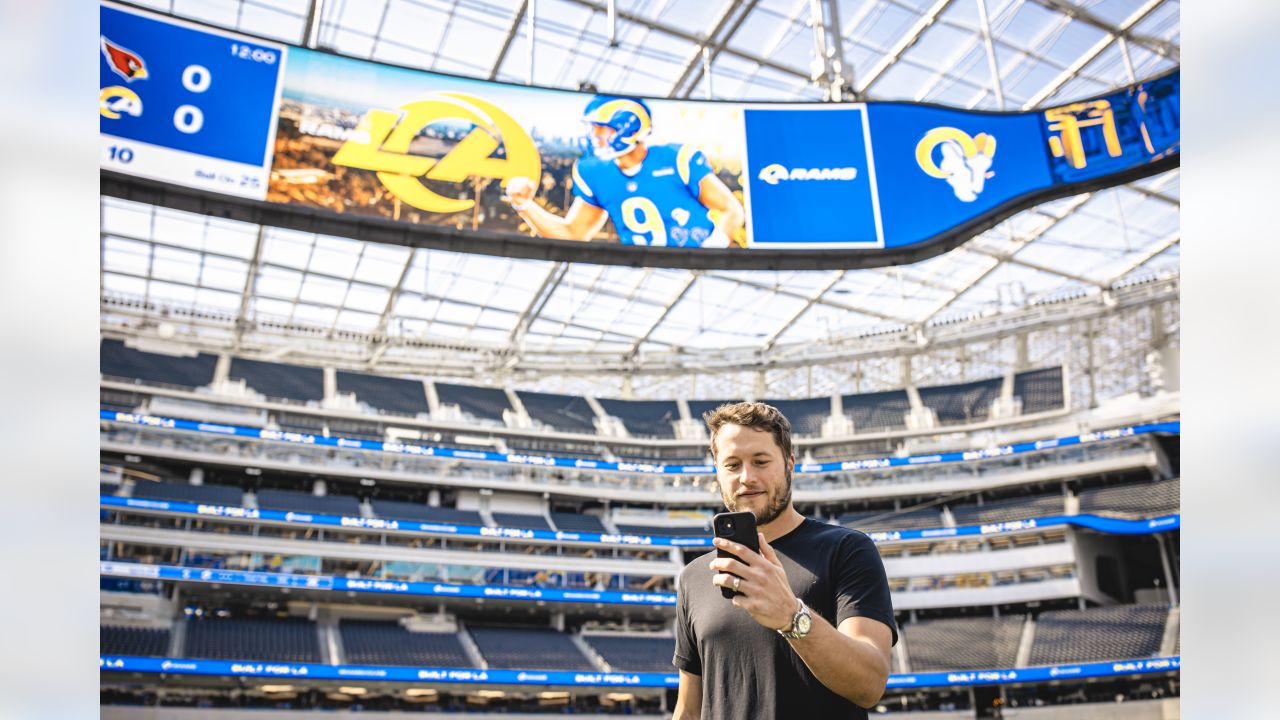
[
  {"xmin": 99, "ymin": 1, "xmax": 286, "ymax": 198},
  {"xmin": 99, "ymin": 2, "xmax": 1178, "ymax": 269},
  {"xmin": 100, "ymin": 654, "xmax": 1178, "ymax": 689},
  {"xmin": 101, "ymin": 408, "xmax": 1178, "ymax": 476}
]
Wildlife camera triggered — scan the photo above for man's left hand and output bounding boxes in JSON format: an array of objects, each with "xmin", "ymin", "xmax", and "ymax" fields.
[{"xmin": 709, "ymin": 533, "xmax": 798, "ymax": 631}]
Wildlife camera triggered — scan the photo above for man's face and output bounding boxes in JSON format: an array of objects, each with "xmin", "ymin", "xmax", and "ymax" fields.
[{"xmin": 713, "ymin": 423, "xmax": 794, "ymax": 525}]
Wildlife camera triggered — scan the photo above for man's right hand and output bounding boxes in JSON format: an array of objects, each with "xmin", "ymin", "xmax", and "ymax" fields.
[{"xmin": 504, "ymin": 176, "xmax": 537, "ymax": 209}]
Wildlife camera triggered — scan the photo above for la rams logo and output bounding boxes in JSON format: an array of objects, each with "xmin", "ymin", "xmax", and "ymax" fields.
[
  {"xmin": 915, "ymin": 127, "xmax": 996, "ymax": 202},
  {"xmin": 332, "ymin": 92, "xmax": 541, "ymax": 214},
  {"xmin": 100, "ymin": 86, "xmax": 143, "ymax": 119}
]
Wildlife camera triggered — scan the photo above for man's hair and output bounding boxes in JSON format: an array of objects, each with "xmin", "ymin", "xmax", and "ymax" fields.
[{"xmin": 703, "ymin": 401, "xmax": 793, "ymax": 462}]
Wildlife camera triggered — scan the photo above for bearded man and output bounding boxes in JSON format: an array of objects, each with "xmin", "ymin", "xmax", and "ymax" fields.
[{"xmin": 671, "ymin": 401, "xmax": 897, "ymax": 720}]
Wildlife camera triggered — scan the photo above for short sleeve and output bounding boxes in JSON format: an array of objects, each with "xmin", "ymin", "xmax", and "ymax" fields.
[
  {"xmin": 834, "ymin": 531, "xmax": 899, "ymax": 646},
  {"xmin": 676, "ymin": 145, "xmax": 713, "ymax": 198},
  {"xmin": 672, "ymin": 566, "xmax": 702, "ymax": 674},
  {"xmin": 570, "ymin": 161, "xmax": 604, "ymax": 208}
]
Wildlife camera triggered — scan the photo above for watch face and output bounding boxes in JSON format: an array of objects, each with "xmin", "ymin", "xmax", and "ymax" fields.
[{"xmin": 796, "ymin": 613, "xmax": 812, "ymax": 634}]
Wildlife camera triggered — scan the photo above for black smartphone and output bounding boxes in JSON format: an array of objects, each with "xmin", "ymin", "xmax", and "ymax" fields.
[{"xmin": 713, "ymin": 511, "xmax": 759, "ymax": 599}]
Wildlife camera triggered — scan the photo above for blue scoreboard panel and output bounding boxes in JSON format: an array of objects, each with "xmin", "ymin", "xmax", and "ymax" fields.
[{"xmin": 99, "ymin": 1, "xmax": 287, "ymax": 199}]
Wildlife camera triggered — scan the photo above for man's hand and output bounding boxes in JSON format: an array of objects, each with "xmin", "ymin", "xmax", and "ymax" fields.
[
  {"xmin": 708, "ymin": 533, "xmax": 798, "ymax": 631},
  {"xmin": 504, "ymin": 176, "xmax": 537, "ymax": 209}
]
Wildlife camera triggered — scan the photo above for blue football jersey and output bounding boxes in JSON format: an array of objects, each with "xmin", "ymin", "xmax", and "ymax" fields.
[{"xmin": 572, "ymin": 143, "xmax": 716, "ymax": 247}]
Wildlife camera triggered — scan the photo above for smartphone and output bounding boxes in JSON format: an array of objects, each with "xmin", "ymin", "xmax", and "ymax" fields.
[{"xmin": 713, "ymin": 511, "xmax": 759, "ymax": 599}]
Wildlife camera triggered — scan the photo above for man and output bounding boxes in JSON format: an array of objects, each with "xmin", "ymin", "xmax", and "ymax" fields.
[
  {"xmin": 672, "ymin": 402, "xmax": 896, "ymax": 719},
  {"xmin": 504, "ymin": 96, "xmax": 744, "ymax": 248}
]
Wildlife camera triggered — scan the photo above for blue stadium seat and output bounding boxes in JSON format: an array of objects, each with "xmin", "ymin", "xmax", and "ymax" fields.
[
  {"xmin": 550, "ymin": 512, "xmax": 608, "ymax": 533},
  {"xmin": 515, "ymin": 390, "xmax": 598, "ymax": 434},
  {"xmin": 491, "ymin": 511, "xmax": 551, "ymax": 530},
  {"xmin": 100, "ymin": 339, "xmax": 218, "ymax": 389},
  {"xmin": 467, "ymin": 625, "xmax": 594, "ymax": 670},
  {"xmin": 336, "ymin": 371, "xmax": 429, "ymax": 417},
  {"xmin": 687, "ymin": 400, "xmax": 744, "ymax": 425},
  {"xmin": 614, "ymin": 523, "xmax": 708, "ymax": 537},
  {"xmin": 130, "ymin": 482, "xmax": 244, "ymax": 507},
  {"xmin": 838, "ymin": 507, "xmax": 943, "ymax": 532},
  {"xmin": 841, "ymin": 390, "xmax": 911, "ymax": 431},
  {"xmin": 950, "ymin": 494, "xmax": 1065, "ymax": 525},
  {"xmin": 184, "ymin": 617, "xmax": 321, "ymax": 663},
  {"xmin": 583, "ymin": 635, "xmax": 676, "ymax": 673},
  {"xmin": 339, "ymin": 621, "xmax": 471, "ymax": 667},
  {"xmin": 1029, "ymin": 604, "xmax": 1167, "ymax": 664},
  {"xmin": 902, "ymin": 616, "xmax": 1024, "ymax": 671},
  {"xmin": 101, "ymin": 625, "xmax": 171, "ymax": 657},
  {"xmin": 761, "ymin": 396, "xmax": 830, "ymax": 437},
  {"xmin": 372, "ymin": 500, "xmax": 484, "ymax": 526},
  {"xmin": 596, "ymin": 398, "xmax": 679, "ymax": 438},
  {"xmin": 228, "ymin": 357, "xmax": 324, "ymax": 403},
  {"xmin": 256, "ymin": 488, "xmax": 361, "ymax": 517},
  {"xmin": 918, "ymin": 377, "xmax": 1003, "ymax": 424},
  {"xmin": 1078, "ymin": 478, "xmax": 1180, "ymax": 519},
  {"xmin": 1013, "ymin": 367, "xmax": 1065, "ymax": 414},
  {"xmin": 434, "ymin": 382, "xmax": 512, "ymax": 424}
]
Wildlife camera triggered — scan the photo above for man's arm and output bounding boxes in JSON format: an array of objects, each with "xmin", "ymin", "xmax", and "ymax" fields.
[
  {"xmin": 696, "ymin": 173, "xmax": 745, "ymax": 242},
  {"xmin": 708, "ymin": 535, "xmax": 892, "ymax": 708},
  {"xmin": 505, "ymin": 177, "xmax": 608, "ymax": 241},
  {"xmin": 671, "ymin": 669, "xmax": 703, "ymax": 720}
]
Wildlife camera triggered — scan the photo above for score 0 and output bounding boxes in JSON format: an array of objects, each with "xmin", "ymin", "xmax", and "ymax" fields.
[{"xmin": 174, "ymin": 64, "xmax": 210, "ymax": 135}]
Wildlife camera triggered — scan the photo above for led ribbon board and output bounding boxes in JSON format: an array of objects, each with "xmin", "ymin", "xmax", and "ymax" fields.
[{"xmin": 100, "ymin": 1, "xmax": 1178, "ymax": 270}]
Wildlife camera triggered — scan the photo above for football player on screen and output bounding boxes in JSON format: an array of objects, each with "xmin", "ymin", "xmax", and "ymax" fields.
[{"xmin": 505, "ymin": 96, "xmax": 745, "ymax": 248}]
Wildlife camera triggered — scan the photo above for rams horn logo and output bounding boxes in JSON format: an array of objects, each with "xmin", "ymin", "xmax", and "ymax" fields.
[
  {"xmin": 101, "ymin": 36, "xmax": 148, "ymax": 82},
  {"xmin": 915, "ymin": 127, "xmax": 996, "ymax": 203}
]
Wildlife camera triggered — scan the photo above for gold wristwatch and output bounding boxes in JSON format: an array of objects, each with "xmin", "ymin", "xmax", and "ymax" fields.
[{"xmin": 778, "ymin": 599, "xmax": 812, "ymax": 640}]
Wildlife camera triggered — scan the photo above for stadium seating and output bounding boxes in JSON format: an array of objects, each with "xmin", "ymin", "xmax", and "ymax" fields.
[
  {"xmin": 338, "ymin": 620, "xmax": 471, "ymax": 667},
  {"xmin": 327, "ymin": 418, "xmax": 384, "ymax": 441},
  {"xmin": 491, "ymin": 511, "xmax": 551, "ymax": 530},
  {"xmin": 1078, "ymin": 478, "xmax": 1180, "ymax": 519},
  {"xmin": 275, "ymin": 411, "xmax": 325, "ymax": 434},
  {"xmin": 583, "ymin": 635, "xmax": 676, "ymax": 673},
  {"xmin": 761, "ymin": 396, "xmax": 830, "ymax": 437},
  {"xmin": 1029, "ymin": 604, "xmax": 1168, "ymax": 665},
  {"xmin": 372, "ymin": 500, "xmax": 484, "ymax": 526},
  {"xmin": 902, "ymin": 615, "xmax": 1024, "ymax": 671},
  {"xmin": 614, "ymin": 523, "xmax": 708, "ymax": 537},
  {"xmin": 255, "ymin": 488, "xmax": 361, "ymax": 517},
  {"xmin": 100, "ymin": 339, "xmax": 218, "ymax": 389},
  {"xmin": 336, "ymin": 371, "xmax": 429, "ymax": 417},
  {"xmin": 129, "ymin": 481, "xmax": 243, "ymax": 506},
  {"xmin": 686, "ymin": 399, "xmax": 744, "ymax": 424},
  {"xmin": 596, "ymin": 398, "xmax": 679, "ymax": 438},
  {"xmin": 838, "ymin": 507, "xmax": 944, "ymax": 532},
  {"xmin": 184, "ymin": 617, "xmax": 321, "ymax": 663},
  {"xmin": 467, "ymin": 625, "xmax": 594, "ymax": 670},
  {"xmin": 841, "ymin": 390, "xmax": 911, "ymax": 431},
  {"xmin": 950, "ymin": 493, "xmax": 1066, "ymax": 525},
  {"xmin": 1013, "ymin": 367, "xmax": 1065, "ymax": 414},
  {"xmin": 918, "ymin": 377, "xmax": 1004, "ymax": 424},
  {"xmin": 515, "ymin": 390, "xmax": 598, "ymax": 434},
  {"xmin": 101, "ymin": 625, "xmax": 171, "ymax": 657},
  {"xmin": 550, "ymin": 512, "xmax": 608, "ymax": 533},
  {"xmin": 434, "ymin": 382, "xmax": 513, "ymax": 424},
  {"xmin": 228, "ymin": 357, "xmax": 324, "ymax": 403},
  {"xmin": 101, "ymin": 388, "xmax": 144, "ymax": 413}
]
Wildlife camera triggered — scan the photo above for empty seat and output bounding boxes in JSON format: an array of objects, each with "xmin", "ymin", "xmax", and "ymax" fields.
[
  {"xmin": 100, "ymin": 339, "xmax": 218, "ymax": 389},
  {"xmin": 1013, "ymin": 367, "xmax": 1065, "ymax": 414},
  {"xmin": 903, "ymin": 616, "xmax": 1023, "ymax": 671},
  {"xmin": 467, "ymin": 625, "xmax": 594, "ymax": 670},
  {"xmin": 841, "ymin": 390, "xmax": 911, "ymax": 431},
  {"xmin": 491, "ymin": 511, "xmax": 551, "ymax": 530},
  {"xmin": 435, "ymin": 382, "xmax": 512, "ymax": 424},
  {"xmin": 1029, "ymin": 604, "xmax": 1168, "ymax": 665},
  {"xmin": 596, "ymin": 398, "xmax": 679, "ymax": 439},
  {"xmin": 918, "ymin": 377, "xmax": 1004, "ymax": 424},
  {"xmin": 228, "ymin": 357, "xmax": 324, "ymax": 403},
  {"xmin": 184, "ymin": 617, "xmax": 321, "ymax": 663},
  {"xmin": 373, "ymin": 501, "xmax": 483, "ymax": 526},
  {"xmin": 550, "ymin": 512, "xmax": 608, "ymax": 533},
  {"xmin": 336, "ymin": 371, "xmax": 429, "ymax": 417},
  {"xmin": 256, "ymin": 488, "xmax": 361, "ymax": 517},
  {"xmin": 130, "ymin": 482, "xmax": 244, "ymax": 507},
  {"xmin": 951, "ymin": 494, "xmax": 1065, "ymax": 525},
  {"xmin": 687, "ymin": 400, "xmax": 745, "ymax": 425},
  {"xmin": 838, "ymin": 508, "xmax": 943, "ymax": 533},
  {"xmin": 516, "ymin": 391, "xmax": 598, "ymax": 434},
  {"xmin": 1079, "ymin": 478, "xmax": 1180, "ymax": 519},
  {"xmin": 760, "ymin": 397, "xmax": 830, "ymax": 437},
  {"xmin": 614, "ymin": 524, "xmax": 708, "ymax": 537},
  {"xmin": 339, "ymin": 621, "xmax": 471, "ymax": 667},
  {"xmin": 101, "ymin": 625, "xmax": 171, "ymax": 657},
  {"xmin": 584, "ymin": 635, "xmax": 676, "ymax": 673}
]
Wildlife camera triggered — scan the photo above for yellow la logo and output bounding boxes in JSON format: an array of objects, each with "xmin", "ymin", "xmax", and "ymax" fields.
[
  {"xmin": 332, "ymin": 92, "xmax": 541, "ymax": 214},
  {"xmin": 100, "ymin": 86, "xmax": 143, "ymax": 119}
]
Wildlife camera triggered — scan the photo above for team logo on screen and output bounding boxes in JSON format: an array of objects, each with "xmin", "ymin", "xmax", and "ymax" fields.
[
  {"xmin": 915, "ymin": 127, "xmax": 997, "ymax": 202},
  {"xmin": 101, "ymin": 36, "xmax": 149, "ymax": 82},
  {"xmin": 332, "ymin": 92, "xmax": 541, "ymax": 214},
  {"xmin": 756, "ymin": 163, "xmax": 858, "ymax": 185},
  {"xmin": 100, "ymin": 86, "xmax": 143, "ymax": 120}
]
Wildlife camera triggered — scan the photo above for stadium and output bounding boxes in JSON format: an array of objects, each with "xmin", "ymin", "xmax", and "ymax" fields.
[{"xmin": 97, "ymin": 0, "xmax": 1180, "ymax": 717}]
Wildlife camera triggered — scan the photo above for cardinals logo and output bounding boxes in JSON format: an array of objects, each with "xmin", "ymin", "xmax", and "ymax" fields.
[{"xmin": 101, "ymin": 36, "xmax": 148, "ymax": 82}]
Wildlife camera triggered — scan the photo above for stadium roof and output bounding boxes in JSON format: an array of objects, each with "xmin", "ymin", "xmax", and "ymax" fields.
[{"xmin": 102, "ymin": 0, "xmax": 1179, "ymax": 380}]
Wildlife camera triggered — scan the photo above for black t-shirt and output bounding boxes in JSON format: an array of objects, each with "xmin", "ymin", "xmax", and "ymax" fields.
[{"xmin": 673, "ymin": 517, "xmax": 897, "ymax": 720}]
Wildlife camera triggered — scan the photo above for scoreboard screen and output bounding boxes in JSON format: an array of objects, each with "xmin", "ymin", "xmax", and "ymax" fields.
[{"xmin": 99, "ymin": 1, "xmax": 286, "ymax": 199}]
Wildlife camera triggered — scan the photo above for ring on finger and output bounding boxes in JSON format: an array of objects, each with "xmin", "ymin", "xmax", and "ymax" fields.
[{"xmin": 732, "ymin": 576, "xmax": 742, "ymax": 592}]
